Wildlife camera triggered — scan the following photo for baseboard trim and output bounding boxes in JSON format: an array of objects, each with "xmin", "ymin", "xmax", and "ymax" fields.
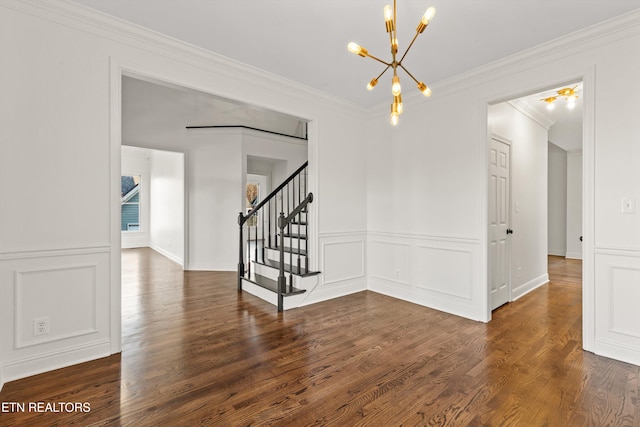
[
  {"xmin": 0, "ymin": 339, "xmax": 111, "ymax": 387},
  {"xmin": 594, "ymin": 338, "xmax": 640, "ymax": 367},
  {"xmin": 149, "ymin": 244, "xmax": 183, "ymax": 267},
  {"xmin": 512, "ymin": 273, "xmax": 549, "ymax": 301},
  {"xmin": 186, "ymin": 263, "xmax": 235, "ymax": 272},
  {"xmin": 548, "ymin": 250, "xmax": 566, "ymax": 257},
  {"xmin": 565, "ymin": 252, "xmax": 583, "ymax": 260}
]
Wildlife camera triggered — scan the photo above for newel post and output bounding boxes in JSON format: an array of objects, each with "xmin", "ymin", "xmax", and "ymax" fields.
[
  {"xmin": 277, "ymin": 212, "xmax": 286, "ymax": 311},
  {"xmin": 238, "ymin": 212, "xmax": 245, "ymax": 291}
]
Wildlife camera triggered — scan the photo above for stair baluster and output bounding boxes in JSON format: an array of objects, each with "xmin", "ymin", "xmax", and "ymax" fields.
[{"xmin": 237, "ymin": 161, "xmax": 315, "ymax": 311}]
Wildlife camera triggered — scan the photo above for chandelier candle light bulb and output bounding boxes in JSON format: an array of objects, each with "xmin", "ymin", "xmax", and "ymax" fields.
[
  {"xmin": 347, "ymin": 0, "xmax": 436, "ymax": 126},
  {"xmin": 347, "ymin": 42, "xmax": 367, "ymax": 57},
  {"xmin": 417, "ymin": 7, "xmax": 436, "ymax": 33},
  {"xmin": 391, "ymin": 75, "xmax": 402, "ymax": 96},
  {"xmin": 384, "ymin": 5, "xmax": 394, "ymax": 32},
  {"xmin": 390, "ymin": 103, "xmax": 400, "ymax": 126},
  {"xmin": 417, "ymin": 82, "xmax": 431, "ymax": 97},
  {"xmin": 540, "ymin": 86, "xmax": 579, "ymax": 111}
]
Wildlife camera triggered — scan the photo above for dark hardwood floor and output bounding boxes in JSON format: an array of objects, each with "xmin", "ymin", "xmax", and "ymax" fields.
[{"xmin": 1, "ymin": 250, "xmax": 638, "ymax": 426}]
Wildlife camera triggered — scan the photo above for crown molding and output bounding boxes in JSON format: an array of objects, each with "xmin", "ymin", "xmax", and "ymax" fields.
[
  {"xmin": 507, "ymin": 99, "xmax": 556, "ymax": 130},
  {"xmin": 366, "ymin": 7, "xmax": 640, "ymax": 112},
  {"xmin": 2, "ymin": 0, "xmax": 366, "ymax": 119},
  {"xmin": 5, "ymin": 0, "xmax": 638, "ymax": 120}
]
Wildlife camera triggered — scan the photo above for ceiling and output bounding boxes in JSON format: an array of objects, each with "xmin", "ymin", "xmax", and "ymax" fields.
[
  {"xmin": 70, "ymin": 0, "xmax": 639, "ymax": 108},
  {"xmin": 122, "ymin": 75, "xmax": 308, "ymax": 140},
  {"xmin": 511, "ymin": 82, "xmax": 584, "ymax": 152}
]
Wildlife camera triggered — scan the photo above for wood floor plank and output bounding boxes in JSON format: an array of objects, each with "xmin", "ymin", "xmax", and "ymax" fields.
[{"xmin": 1, "ymin": 250, "xmax": 639, "ymax": 426}]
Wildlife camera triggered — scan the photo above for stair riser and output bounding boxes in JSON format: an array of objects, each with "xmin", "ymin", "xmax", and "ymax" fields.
[
  {"xmin": 281, "ymin": 237, "xmax": 306, "ymax": 251},
  {"xmin": 241, "ymin": 279, "xmax": 309, "ymax": 310},
  {"xmin": 287, "ymin": 224, "xmax": 307, "ymax": 235},
  {"xmin": 264, "ymin": 248, "xmax": 307, "ymax": 268},
  {"xmin": 266, "ymin": 236, "xmax": 307, "ymax": 251},
  {"xmin": 252, "ymin": 263, "xmax": 316, "ymax": 288}
]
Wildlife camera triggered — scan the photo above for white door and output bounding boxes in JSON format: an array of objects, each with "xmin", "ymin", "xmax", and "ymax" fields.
[{"xmin": 489, "ymin": 137, "xmax": 511, "ymax": 310}]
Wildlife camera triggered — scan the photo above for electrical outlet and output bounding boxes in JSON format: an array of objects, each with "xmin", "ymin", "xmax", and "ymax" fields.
[
  {"xmin": 33, "ymin": 317, "xmax": 49, "ymax": 336},
  {"xmin": 621, "ymin": 198, "xmax": 636, "ymax": 214}
]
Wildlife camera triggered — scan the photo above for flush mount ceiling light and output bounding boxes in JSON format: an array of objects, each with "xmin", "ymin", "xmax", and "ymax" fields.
[
  {"xmin": 541, "ymin": 86, "xmax": 579, "ymax": 111},
  {"xmin": 348, "ymin": 1, "xmax": 436, "ymax": 126}
]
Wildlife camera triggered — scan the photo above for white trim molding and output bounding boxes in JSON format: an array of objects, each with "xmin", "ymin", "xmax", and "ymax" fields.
[
  {"xmin": 593, "ymin": 250, "xmax": 640, "ymax": 366},
  {"xmin": 367, "ymin": 231, "xmax": 484, "ymax": 321}
]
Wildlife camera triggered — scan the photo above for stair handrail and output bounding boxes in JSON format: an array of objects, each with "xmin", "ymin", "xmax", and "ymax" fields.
[
  {"xmin": 278, "ymin": 193, "xmax": 313, "ymax": 228},
  {"xmin": 277, "ymin": 192, "xmax": 313, "ymax": 311},
  {"xmin": 237, "ymin": 161, "xmax": 309, "ymax": 292},
  {"xmin": 239, "ymin": 161, "xmax": 308, "ymax": 226}
]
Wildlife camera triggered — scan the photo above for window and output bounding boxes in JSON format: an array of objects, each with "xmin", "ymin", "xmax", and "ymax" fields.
[{"xmin": 121, "ymin": 175, "xmax": 141, "ymax": 232}]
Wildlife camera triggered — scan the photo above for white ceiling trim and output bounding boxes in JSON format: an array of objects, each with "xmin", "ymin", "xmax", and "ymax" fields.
[
  {"xmin": 6, "ymin": 0, "xmax": 366, "ymax": 117},
  {"xmin": 409, "ymin": 8, "xmax": 640, "ymax": 104},
  {"xmin": 507, "ymin": 100, "xmax": 556, "ymax": 130}
]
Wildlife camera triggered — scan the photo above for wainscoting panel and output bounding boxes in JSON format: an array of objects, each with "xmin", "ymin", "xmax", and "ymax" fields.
[
  {"xmin": 367, "ymin": 232, "xmax": 483, "ymax": 321},
  {"xmin": 594, "ymin": 250, "xmax": 640, "ymax": 365},
  {"xmin": 0, "ymin": 247, "xmax": 111, "ymax": 385},
  {"xmin": 414, "ymin": 245, "xmax": 473, "ymax": 299},
  {"xmin": 15, "ymin": 264, "xmax": 98, "ymax": 348},
  {"xmin": 322, "ymin": 240, "xmax": 365, "ymax": 285},
  {"xmin": 369, "ymin": 240, "xmax": 411, "ymax": 286},
  {"xmin": 300, "ymin": 232, "xmax": 367, "ymax": 306}
]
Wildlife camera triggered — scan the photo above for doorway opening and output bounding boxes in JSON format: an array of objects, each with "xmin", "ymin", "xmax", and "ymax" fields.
[
  {"xmin": 487, "ymin": 80, "xmax": 584, "ymax": 314},
  {"xmin": 121, "ymin": 146, "xmax": 185, "ymax": 266}
]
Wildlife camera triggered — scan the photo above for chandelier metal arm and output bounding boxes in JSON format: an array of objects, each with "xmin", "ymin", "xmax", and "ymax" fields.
[
  {"xmin": 364, "ymin": 52, "xmax": 392, "ymax": 67},
  {"xmin": 347, "ymin": 0, "xmax": 436, "ymax": 126},
  {"xmin": 375, "ymin": 64, "xmax": 392, "ymax": 81},
  {"xmin": 398, "ymin": 31, "xmax": 421, "ymax": 66},
  {"xmin": 398, "ymin": 63, "xmax": 420, "ymax": 86}
]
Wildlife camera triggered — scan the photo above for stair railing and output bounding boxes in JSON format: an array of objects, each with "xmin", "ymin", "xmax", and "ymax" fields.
[
  {"xmin": 277, "ymin": 192, "xmax": 313, "ymax": 310},
  {"xmin": 237, "ymin": 161, "xmax": 310, "ymax": 299}
]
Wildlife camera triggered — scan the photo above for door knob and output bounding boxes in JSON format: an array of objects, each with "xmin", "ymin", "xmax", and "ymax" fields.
[{"xmin": 506, "ymin": 229, "xmax": 513, "ymax": 235}]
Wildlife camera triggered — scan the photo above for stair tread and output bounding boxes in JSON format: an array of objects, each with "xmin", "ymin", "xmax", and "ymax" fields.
[
  {"xmin": 243, "ymin": 274, "xmax": 306, "ymax": 296},
  {"xmin": 255, "ymin": 259, "xmax": 321, "ymax": 277}
]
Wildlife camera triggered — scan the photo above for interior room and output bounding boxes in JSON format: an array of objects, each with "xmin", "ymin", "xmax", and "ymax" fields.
[{"xmin": 1, "ymin": 0, "xmax": 639, "ymax": 424}]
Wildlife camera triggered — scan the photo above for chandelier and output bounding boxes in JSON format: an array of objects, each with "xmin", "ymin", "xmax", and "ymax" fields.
[
  {"xmin": 541, "ymin": 86, "xmax": 579, "ymax": 111},
  {"xmin": 347, "ymin": 1, "xmax": 436, "ymax": 126}
]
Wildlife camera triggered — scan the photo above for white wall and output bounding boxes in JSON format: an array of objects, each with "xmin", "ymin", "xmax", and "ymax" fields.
[
  {"xmin": 0, "ymin": 0, "xmax": 367, "ymax": 388},
  {"xmin": 149, "ymin": 149, "xmax": 185, "ymax": 265},
  {"xmin": 489, "ymin": 102, "xmax": 549, "ymax": 299},
  {"xmin": 566, "ymin": 151, "xmax": 583, "ymax": 259},
  {"xmin": 548, "ymin": 143, "xmax": 568, "ymax": 256},
  {"xmin": 241, "ymin": 129, "xmax": 308, "ymax": 195},
  {"xmin": 366, "ymin": 9, "xmax": 640, "ymax": 364},
  {"xmin": 366, "ymin": 92, "xmax": 485, "ymax": 320},
  {"xmin": 549, "ymin": 117, "xmax": 583, "ymax": 152},
  {"xmin": 121, "ymin": 146, "xmax": 151, "ymax": 248}
]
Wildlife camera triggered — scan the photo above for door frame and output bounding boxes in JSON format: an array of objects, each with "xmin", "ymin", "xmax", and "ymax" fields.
[
  {"xmin": 108, "ymin": 57, "xmax": 320, "ymax": 355},
  {"xmin": 481, "ymin": 67, "xmax": 595, "ymax": 354}
]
